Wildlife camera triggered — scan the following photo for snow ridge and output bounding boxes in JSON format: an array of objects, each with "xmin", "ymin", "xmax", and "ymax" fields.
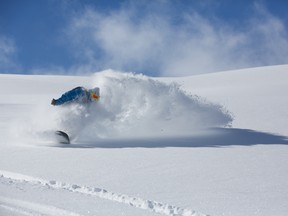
[{"xmin": 0, "ymin": 170, "xmax": 208, "ymax": 216}]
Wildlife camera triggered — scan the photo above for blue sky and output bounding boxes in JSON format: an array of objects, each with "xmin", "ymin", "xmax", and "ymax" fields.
[{"xmin": 0, "ymin": 0, "xmax": 288, "ymax": 76}]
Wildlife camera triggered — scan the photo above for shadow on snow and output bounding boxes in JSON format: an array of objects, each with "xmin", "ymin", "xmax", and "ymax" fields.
[{"xmin": 54, "ymin": 128, "xmax": 288, "ymax": 149}]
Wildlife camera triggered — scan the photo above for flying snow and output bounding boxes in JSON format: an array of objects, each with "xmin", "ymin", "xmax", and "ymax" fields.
[
  {"xmin": 9, "ymin": 70, "xmax": 233, "ymax": 143},
  {"xmin": 57, "ymin": 70, "xmax": 232, "ymax": 140}
]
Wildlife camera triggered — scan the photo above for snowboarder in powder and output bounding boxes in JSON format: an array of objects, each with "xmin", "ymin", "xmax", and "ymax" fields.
[{"xmin": 51, "ymin": 87, "xmax": 100, "ymax": 106}]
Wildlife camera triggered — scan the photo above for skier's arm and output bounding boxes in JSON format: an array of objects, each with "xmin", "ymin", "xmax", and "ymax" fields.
[{"xmin": 51, "ymin": 87, "xmax": 86, "ymax": 106}]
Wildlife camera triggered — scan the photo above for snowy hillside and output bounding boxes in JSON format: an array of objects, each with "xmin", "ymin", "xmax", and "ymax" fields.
[{"xmin": 1, "ymin": 65, "xmax": 288, "ymax": 216}]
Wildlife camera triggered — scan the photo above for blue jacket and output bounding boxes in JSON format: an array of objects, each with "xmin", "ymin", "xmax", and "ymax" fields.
[{"xmin": 53, "ymin": 87, "xmax": 90, "ymax": 106}]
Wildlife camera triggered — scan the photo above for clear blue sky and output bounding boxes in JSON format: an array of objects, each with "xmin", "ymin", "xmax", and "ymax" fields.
[{"xmin": 0, "ymin": 0, "xmax": 288, "ymax": 76}]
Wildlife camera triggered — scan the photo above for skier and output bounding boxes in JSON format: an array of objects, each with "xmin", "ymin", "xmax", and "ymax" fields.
[{"xmin": 51, "ymin": 86, "xmax": 100, "ymax": 106}]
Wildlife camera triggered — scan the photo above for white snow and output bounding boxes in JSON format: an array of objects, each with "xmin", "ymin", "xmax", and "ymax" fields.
[{"xmin": 1, "ymin": 65, "xmax": 288, "ymax": 216}]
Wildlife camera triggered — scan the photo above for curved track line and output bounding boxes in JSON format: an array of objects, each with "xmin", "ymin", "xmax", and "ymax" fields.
[
  {"xmin": 0, "ymin": 170, "xmax": 208, "ymax": 216},
  {"xmin": 0, "ymin": 196, "xmax": 83, "ymax": 216}
]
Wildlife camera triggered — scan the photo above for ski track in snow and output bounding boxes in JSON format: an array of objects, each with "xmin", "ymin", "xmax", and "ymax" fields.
[
  {"xmin": 0, "ymin": 196, "xmax": 83, "ymax": 216},
  {"xmin": 0, "ymin": 170, "xmax": 207, "ymax": 216}
]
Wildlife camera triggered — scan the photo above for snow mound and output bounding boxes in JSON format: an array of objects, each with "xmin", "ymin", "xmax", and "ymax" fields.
[{"xmin": 9, "ymin": 70, "xmax": 232, "ymax": 142}]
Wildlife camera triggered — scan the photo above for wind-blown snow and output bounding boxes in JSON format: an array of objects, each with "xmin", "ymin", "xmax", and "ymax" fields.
[
  {"xmin": 9, "ymin": 70, "xmax": 232, "ymax": 143},
  {"xmin": 84, "ymin": 71, "xmax": 232, "ymax": 138}
]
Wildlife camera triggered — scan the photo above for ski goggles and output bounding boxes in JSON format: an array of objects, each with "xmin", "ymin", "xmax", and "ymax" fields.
[{"xmin": 90, "ymin": 92, "xmax": 100, "ymax": 101}]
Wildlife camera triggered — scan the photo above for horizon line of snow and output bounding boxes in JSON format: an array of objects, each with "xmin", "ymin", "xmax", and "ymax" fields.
[{"xmin": 0, "ymin": 170, "xmax": 208, "ymax": 216}]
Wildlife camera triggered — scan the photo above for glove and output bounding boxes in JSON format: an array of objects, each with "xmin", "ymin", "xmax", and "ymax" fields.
[{"xmin": 51, "ymin": 99, "xmax": 56, "ymax": 105}]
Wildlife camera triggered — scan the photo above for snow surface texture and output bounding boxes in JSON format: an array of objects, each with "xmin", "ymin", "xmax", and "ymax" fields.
[
  {"xmin": 0, "ymin": 170, "xmax": 205, "ymax": 216},
  {"xmin": 1, "ymin": 65, "xmax": 288, "ymax": 216},
  {"xmin": 8, "ymin": 70, "xmax": 232, "ymax": 143}
]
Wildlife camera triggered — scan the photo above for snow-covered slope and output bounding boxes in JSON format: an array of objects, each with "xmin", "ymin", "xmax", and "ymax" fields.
[
  {"xmin": 1, "ymin": 65, "xmax": 288, "ymax": 216},
  {"xmin": 165, "ymin": 64, "xmax": 288, "ymax": 136}
]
